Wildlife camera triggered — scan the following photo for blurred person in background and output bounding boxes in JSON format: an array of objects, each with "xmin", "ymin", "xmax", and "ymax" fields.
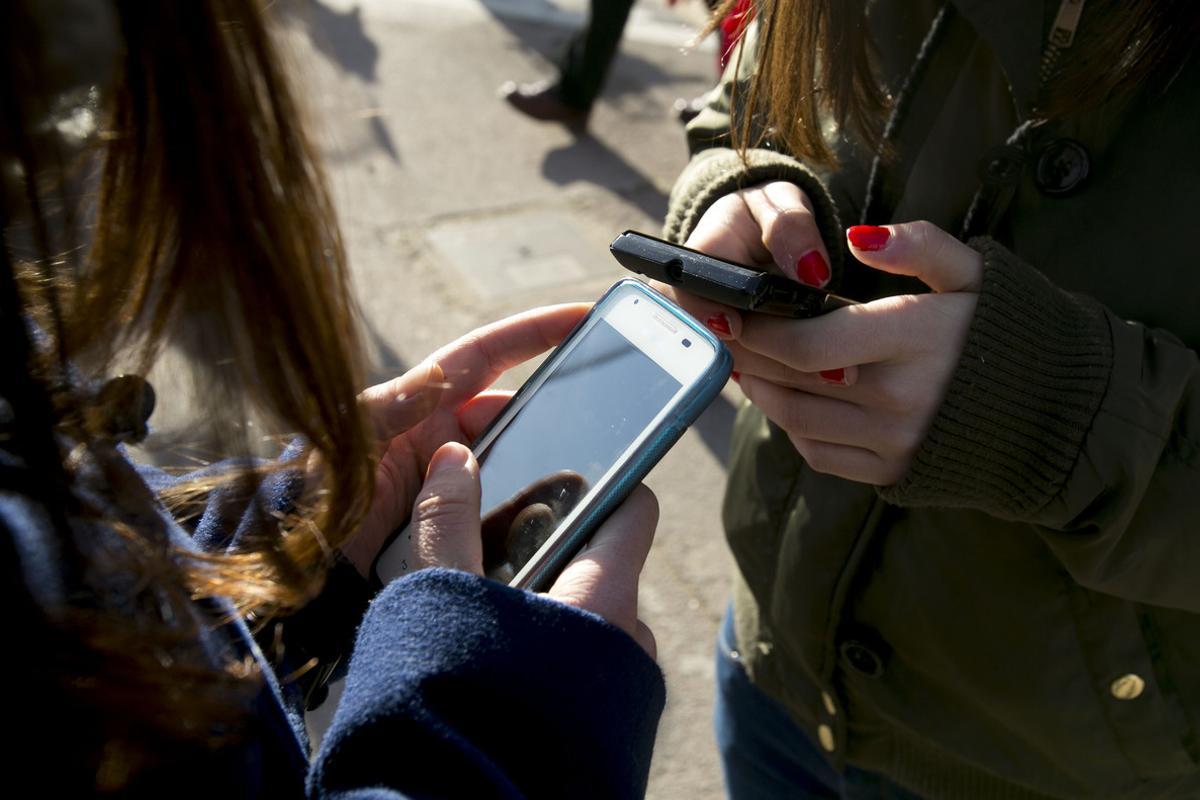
[
  {"xmin": 502, "ymin": 0, "xmax": 750, "ymax": 129},
  {"xmin": 1, "ymin": 1, "xmax": 665, "ymax": 796},
  {"xmin": 660, "ymin": 0, "xmax": 1200, "ymax": 797}
]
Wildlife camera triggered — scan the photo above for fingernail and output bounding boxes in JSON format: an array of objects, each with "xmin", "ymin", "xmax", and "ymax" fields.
[
  {"xmin": 819, "ymin": 368, "xmax": 847, "ymax": 385},
  {"xmin": 847, "ymin": 225, "xmax": 890, "ymax": 251},
  {"xmin": 795, "ymin": 250, "xmax": 830, "ymax": 287},
  {"xmin": 706, "ymin": 313, "xmax": 732, "ymax": 338},
  {"xmin": 427, "ymin": 442, "xmax": 471, "ymax": 477},
  {"xmin": 730, "ymin": 371, "xmax": 741, "ymax": 384}
]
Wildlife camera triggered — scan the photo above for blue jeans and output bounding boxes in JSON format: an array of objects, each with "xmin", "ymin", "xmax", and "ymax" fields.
[{"xmin": 714, "ymin": 610, "xmax": 922, "ymax": 799}]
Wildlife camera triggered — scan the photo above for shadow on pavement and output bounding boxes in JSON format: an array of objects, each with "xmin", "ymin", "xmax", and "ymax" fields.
[
  {"xmin": 279, "ymin": 0, "xmax": 379, "ymax": 83},
  {"xmin": 541, "ymin": 134, "xmax": 669, "ymax": 222},
  {"xmin": 692, "ymin": 392, "xmax": 737, "ymax": 467},
  {"xmin": 362, "ymin": 317, "xmax": 410, "ymax": 386},
  {"xmin": 279, "ymin": 1, "xmax": 401, "ymax": 163}
]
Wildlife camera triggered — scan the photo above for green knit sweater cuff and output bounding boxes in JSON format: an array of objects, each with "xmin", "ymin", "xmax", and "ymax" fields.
[
  {"xmin": 663, "ymin": 147, "xmax": 845, "ymax": 284},
  {"xmin": 878, "ymin": 237, "xmax": 1114, "ymax": 518}
]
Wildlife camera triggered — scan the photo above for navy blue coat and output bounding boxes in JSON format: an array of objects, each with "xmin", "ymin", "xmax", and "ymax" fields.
[{"xmin": 1, "ymin": 434, "xmax": 665, "ymax": 798}]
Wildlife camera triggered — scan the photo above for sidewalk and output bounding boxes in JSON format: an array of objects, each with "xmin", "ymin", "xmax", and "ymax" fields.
[{"xmin": 283, "ymin": 2, "xmax": 737, "ymax": 797}]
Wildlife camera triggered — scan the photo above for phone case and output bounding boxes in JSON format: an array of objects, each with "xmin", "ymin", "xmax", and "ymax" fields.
[
  {"xmin": 609, "ymin": 230, "xmax": 856, "ymax": 318},
  {"xmin": 479, "ymin": 279, "xmax": 733, "ymax": 592}
]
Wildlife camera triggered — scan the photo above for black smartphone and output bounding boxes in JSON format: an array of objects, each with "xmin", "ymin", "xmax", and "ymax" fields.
[{"xmin": 609, "ymin": 230, "xmax": 856, "ymax": 318}]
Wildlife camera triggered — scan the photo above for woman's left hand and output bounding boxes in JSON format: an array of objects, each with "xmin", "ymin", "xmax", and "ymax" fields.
[
  {"xmin": 730, "ymin": 221, "xmax": 983, "ymax": 486},
  {"xmin": 338, "ymin": 304, "xmax": 589, "ymax": 577}
]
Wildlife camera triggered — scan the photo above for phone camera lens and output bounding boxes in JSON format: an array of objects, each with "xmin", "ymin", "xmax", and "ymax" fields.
[{"xmin": 682, "ymin": 338, "xmax": 692, "ymax": 348}]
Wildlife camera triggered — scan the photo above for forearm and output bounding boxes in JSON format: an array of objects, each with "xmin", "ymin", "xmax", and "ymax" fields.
[{"xmin": 881, "ymin": 238, "xmax": 1200, "ymax": 609}]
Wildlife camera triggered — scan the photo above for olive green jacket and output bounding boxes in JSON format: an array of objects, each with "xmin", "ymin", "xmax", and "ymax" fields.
[{"xmin": 666, "ymin": 2, "xmax": 1200, "ymax": 798}]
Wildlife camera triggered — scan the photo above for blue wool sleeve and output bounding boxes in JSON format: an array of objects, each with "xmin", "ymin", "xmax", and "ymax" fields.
[{"xmin": 309, "ymin": 569, "xmax": 666, "ymax": 800}]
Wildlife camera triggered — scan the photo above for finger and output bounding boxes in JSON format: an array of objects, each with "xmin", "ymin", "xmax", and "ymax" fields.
[
  {"xmin": 846, "ymin": 221, "xmax": 983, "ymax": 293},
  {"xmin": 409, "ymin": 442, "xmax": 483, "ymax": 574},
  {"xmin": 741, "ymin": 181, "xmax": 832, "ymax": 288},
  {"xmin": 359, "ymin": 362, "xmax": 446, "ymax": 445},
  {"xmin": 789, "ymin": 437, "xmax": 898, "ymax": 486},
  {"xmin": 548, "ymin": 485, "xmax": 659, "ymax": 631},
  {"xmin": 727, "ymin": 340, "xmax": 859, "ymax": 388},
  {"xmin": 737, "ymin": 373, "xmax": 879, "ymax": 449},
  {"xmin": 736, "ymin": 294, "xmax": 919, "ymax": 371},
  {"xmin": 456, "ymin": 390, "xmax": 515, "ymax": 440},
  {"xmin": 646, "ymin": 279, "xmax": 743, "ymax": 342},
  {"xmin": 573, "ymin": 484, "xmax": 659, "ymax": 579},
  {"xmin": 685, "ymin": 191, "xmax": 774, "ymax": 267},
  {"xmin": 634, "ymin": 619, "xmax": 657, "ymax": 661},
  {"xmin": 429, "ymin": 303, "xmax": 590, "ymax": 406}
]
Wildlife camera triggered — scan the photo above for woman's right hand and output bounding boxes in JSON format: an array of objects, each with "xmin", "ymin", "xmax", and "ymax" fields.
[
  {"xmin": 408, "ymin": 442, "xmax": 660, "ymax": 658},
  {"xmin": 652, "ymin": 179, "xmax": 834, "ymax": 342},
  {"xmin": 681, "ymin": 179, "xmax": 832, "ymax": 293}
]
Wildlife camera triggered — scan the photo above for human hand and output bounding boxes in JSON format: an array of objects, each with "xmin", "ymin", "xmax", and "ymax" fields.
[
  {"xmin": 732, "ymin": 221, "xmax": 983, "ymax": 485},
  {"xmin": 650, "ymin": 179, "xmax": 836, "ymax": 341},
  {"xmin": 401, "ymin": 444, "xmax": 661, "ymax": 657},
  {"xmin": 337, "ymin": 304, "xmax": 589, "ymax": 577}
]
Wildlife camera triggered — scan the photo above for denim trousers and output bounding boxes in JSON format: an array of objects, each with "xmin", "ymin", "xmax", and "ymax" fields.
[{"xmin": 715, "ymin": 609, "xmax": 922, "ymax": 799}]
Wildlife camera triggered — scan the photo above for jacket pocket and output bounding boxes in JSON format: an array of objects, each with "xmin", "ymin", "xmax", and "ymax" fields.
[{"xmin": 1066, "ymin": 583, "xmax": 1198, "ymax": 781}]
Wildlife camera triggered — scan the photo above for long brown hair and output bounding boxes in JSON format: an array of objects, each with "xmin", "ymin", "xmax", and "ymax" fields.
[
  {"xmin": 709, "ymin": 0, "xmax": 1200, "ymax": 168},
  {"xmin": 2, "ymin": 0, "xmax": 374, "ymax": 786}
]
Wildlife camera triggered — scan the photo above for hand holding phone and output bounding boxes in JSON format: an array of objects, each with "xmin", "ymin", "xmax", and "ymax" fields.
[
  {"xmin": 390, "ymin": 440, "xmax": 660, "ymax": 656},
  {"xmin": 610, "ymin": 231, "xmax": 857, "ymax": 318},
  {"xmin": 375, "ymin": 279, "xmax": 731, "ymax": 592}
]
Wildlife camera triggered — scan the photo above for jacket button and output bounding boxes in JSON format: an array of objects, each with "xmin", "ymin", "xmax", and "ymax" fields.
[
  {"xmin": 817, "ymin": 724, "xmax": 836, "ymax": 752},
  {"xmin": 1111, "ymin": 673, "xmax": 1146, "ymax": 701},
  {"xmin": 821, "ymin": 691, "xmax": 837, "ymax": 716},
  {"xmin": 1035, "ymin": 138, "xmax": 1090, "ymax": 195},
  {"xmin": 840, "ymin": 640, "xmax": 884, "ymax": 678},
  {"xmin": 977, "ymin": 144, "xmax": 1026, "ymax": 187}
]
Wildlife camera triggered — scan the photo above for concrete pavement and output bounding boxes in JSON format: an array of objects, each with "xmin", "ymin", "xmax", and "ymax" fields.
[{"xmin": 280, "ymin": 2, "xmax": 737, "ymax": 796}]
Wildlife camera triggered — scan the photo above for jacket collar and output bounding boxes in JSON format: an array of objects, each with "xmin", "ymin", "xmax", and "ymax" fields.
[{"xmin": 951, "ymin": 0, "xmax": 1045, "ymax": 114}]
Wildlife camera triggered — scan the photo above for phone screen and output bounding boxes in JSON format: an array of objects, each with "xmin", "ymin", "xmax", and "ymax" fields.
[{"xmin": 478, "ymin": 318, "xmax": 682, "ymax": 582}]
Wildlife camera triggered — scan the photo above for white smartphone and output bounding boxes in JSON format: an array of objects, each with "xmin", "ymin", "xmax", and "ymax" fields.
[{"xmin": 375, "ymin": 279, "xmax": 732, "ymax": 592}]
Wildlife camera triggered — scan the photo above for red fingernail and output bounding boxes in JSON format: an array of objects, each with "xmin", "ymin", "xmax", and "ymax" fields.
[
  {"xmin": 795, "ymin": 250, "xmax": 830, "ymax": 287},
  {"xmin": 819, "ymin": 368, "xmax": 847, "ymax": 385},
  {"xmin": 706, "ymin": 313, "xmax": 732, "ymax": 338},
  {"xmin": 730, "ymin": 371, "xmax": 741, "ymax": 384},
  {"xmin": 847, "ymin": 225, "xmax": 891, "ymax": 251}
]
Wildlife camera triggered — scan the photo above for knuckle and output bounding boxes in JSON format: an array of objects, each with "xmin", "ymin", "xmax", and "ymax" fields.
[
  {"xmin": 792, "ymin": 438, "xmax": 830, "ymax": 472},
  {"xmin": 413, "ymin": 490, "xmax": 473, "ymax": 524},
  {"xmin": 776, "ymin": 401, "xmax": 813, "ymax": 439},
  {"xmin": 761, "ymin": 207, "xmax": 816, "ymax": 249},
  {"xmin": 874, "ymin": 374, "xmax": 916, "ymax": 411},
  {"xmin": 909, "ymin": 219, "xmax": 948, "ymax": 262},
  {"xmin": 791, "ymin": 330, "xmax": 838, "ymax": 372}
]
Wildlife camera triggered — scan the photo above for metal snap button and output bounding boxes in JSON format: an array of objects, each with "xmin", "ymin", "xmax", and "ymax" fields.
[
  {"xmin": 1110, "ymin": 673, "xmax": 1146, "ymax": 701},
  {"xmin": 1036, "ymin": 138, "xmax": 1090, "ymax": 195},
  {"xmin": 817, "ymin": 724, "xmax": 836, "ymax": 752},
  {"xmin": 840, "ymin": 639, "xmax": 884, "ymax": 678},
  {"xmin": 977, "ymin": 145, "xmax": 1026, "ymax": 187}
]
